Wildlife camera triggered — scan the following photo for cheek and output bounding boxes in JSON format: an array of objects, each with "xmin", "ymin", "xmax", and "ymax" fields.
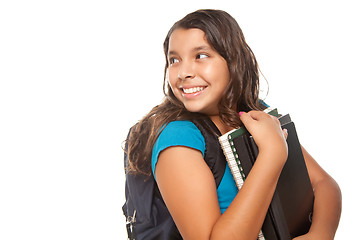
[
  {"xmin": 167, "ymin": 80, "xmax": 176, "ymax": 95},
  {"xmin": 208, "ymin": 65, "xmax": 230, "ymax": 89},
  {"xmin": 200, "ymin": 64, "xmax": 214, "ymax": 78},
  {"xmin": 167, "ymin": 70, "xmax": 180, "ymax": 95},
  {"xmin": 202, "ymin": 60, "xmax": 229, "ymax": 81},
  {"xmin": 167, "ymin": 68, "xmax": 175, "ymax": 87},
  {"xmin": 218, "ymin": 62, "xmax": 230, "ymax": 86}
]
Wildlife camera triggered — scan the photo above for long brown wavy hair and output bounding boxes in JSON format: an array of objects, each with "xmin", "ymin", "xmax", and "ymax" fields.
[{"xmin": 127, "ymin": 9, "xmax": 263, "ymax": 176}]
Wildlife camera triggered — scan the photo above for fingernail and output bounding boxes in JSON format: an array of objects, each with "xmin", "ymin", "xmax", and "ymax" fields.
[{"xmin": 239, "ymin": 111, "xmax": 244, "ymax": 116}]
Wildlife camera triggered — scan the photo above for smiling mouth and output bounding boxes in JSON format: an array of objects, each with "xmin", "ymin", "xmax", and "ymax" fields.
[{"xmin": 182, "ymin": 86, "xmax": 206, "ymax": 94}]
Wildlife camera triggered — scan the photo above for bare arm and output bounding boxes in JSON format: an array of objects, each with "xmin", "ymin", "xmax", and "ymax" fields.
[
  {"xmin": 155, "ymin": 111, "xmax": 288, "ymax": 239},
  {"xmin": 293, "ymin": 147, "xmax": 342, "ymax": 240}
]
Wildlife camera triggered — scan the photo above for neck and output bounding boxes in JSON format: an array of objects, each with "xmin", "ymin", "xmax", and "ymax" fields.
[{"xmin": 209, "ymin": 115, "xmax": 235, "ymax": 135}]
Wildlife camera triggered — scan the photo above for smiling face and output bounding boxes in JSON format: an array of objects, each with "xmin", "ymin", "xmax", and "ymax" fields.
[{"xmin": 167, "ymin": 28, "xmax": 230, "ymax": 116}]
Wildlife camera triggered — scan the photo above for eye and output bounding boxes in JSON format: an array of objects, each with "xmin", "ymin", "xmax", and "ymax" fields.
[
  {"xmin": 196, "ymin": 53, "xmax": 208, "ymax": 59},
  {"xmin": 169, "ymin": 57, "xmax": 179, "ymax": 65}
]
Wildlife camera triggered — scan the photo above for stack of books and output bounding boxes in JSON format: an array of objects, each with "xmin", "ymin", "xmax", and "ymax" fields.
[{"xmin": 219, "ymin": 108, "xmax": 314, "ymax": 240}]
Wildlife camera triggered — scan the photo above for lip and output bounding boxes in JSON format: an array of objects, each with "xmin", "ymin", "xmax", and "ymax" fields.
[{"xmin": 180, "ymin": 86, "xmax": 207, "ymax": 99}]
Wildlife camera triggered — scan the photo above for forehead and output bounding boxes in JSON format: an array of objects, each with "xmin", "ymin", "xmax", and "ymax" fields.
[{"xmin": 168, "ymin": 28, "xmax": 210, "ymax": 53}]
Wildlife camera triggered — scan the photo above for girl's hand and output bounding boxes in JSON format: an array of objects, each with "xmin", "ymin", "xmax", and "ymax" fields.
[{"xmin": 239, "ymin": 110, "xmax": 288, "ymax": 163}]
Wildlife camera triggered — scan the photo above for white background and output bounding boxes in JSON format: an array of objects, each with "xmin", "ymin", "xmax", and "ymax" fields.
[{"xmin": 0, "ymin": 0, "xmax": 360, "ymax": 239}]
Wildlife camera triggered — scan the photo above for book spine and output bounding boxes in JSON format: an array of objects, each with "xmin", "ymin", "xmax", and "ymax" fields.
[{"xmin": 218, "ymin": 135, "xmax": 245, "ymax": 189}]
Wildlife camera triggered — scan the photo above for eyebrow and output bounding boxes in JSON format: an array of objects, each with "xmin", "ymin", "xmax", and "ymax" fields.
[{"xmin": 168, "ymin": 45, "xmax": 213, "ymax": 56}]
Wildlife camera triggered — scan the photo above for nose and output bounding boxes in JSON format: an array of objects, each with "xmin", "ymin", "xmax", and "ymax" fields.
[{"xmin": 177, "ymin": 61, "xmax": 195, "ymax": 80}]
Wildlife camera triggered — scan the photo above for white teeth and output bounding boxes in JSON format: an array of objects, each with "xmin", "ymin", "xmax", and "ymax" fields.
[{"xmin": 183, "ymin": 87, "xmax": 204, "ymax": 94}]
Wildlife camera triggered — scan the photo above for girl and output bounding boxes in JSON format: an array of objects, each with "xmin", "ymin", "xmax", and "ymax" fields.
[{"xmin": 127, "ymin": 9, "xmax": 341, "ymax": 239}]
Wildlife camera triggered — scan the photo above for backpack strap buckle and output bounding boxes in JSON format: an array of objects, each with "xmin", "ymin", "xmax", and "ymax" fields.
[{"xmin": 126, "ymin": 210, "xmax": 137, "ymax": 240}]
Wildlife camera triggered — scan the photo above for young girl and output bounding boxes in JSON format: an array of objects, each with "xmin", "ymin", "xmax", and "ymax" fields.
[{"xmin": 127, "ymin": 9, "xmax": 341, "ymax": 239}]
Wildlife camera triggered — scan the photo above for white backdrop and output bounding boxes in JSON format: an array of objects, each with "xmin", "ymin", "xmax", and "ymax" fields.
[{"xmin": 0, "ymin": 0, "xmax": 360, "ymax": 239}]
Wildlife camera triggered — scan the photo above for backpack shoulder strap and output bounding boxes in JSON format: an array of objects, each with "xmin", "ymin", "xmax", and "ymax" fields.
[{"xmin": 191, "ymin": 117, "xmax": 226, "ymax": 188}]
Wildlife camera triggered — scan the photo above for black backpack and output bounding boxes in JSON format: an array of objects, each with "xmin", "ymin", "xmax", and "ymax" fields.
[{"xmin": 122, "ymin": 117, "xmax": 226, "ymax": 240}]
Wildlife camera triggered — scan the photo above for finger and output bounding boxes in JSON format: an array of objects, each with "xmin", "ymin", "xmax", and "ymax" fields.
[
  {"xmin": 247, "ymin": 110, "xmax": 265, "ymax": 120},
  {"xmin": 282, "ymin": 128, "xmax": 288, "ymax": 140},
  {"xmin": 239, "ymin": 111, "xmax": 254, "ymax": 125}
]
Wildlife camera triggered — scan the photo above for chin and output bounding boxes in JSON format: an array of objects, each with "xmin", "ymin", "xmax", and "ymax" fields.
[{"xmin": 184, "ymin": 106, "xmax": 218, "ymax": 116}]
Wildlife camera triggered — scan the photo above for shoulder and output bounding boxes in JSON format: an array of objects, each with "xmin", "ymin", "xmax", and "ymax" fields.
[
  {"xmin": 151, "ymin": 120, "xmax": 206, "ymax": 176},
  {"xmin": 156, "ymin": 120, "xmax": 205, "ymax": 152},
  {"xmin": 161, "ymin": 120, "xmax": 204, "ymax": 138}
]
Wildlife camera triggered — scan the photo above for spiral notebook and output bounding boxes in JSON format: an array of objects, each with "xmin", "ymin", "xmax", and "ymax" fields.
[{"xmin": 219, "ymin": 109, "xmax": 314, "ymax": 240}]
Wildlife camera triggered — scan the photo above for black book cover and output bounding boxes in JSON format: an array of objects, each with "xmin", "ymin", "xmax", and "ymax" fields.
[{"xmin": 232, "ymin": 117, "xmax": 314, "ymax": 239}]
